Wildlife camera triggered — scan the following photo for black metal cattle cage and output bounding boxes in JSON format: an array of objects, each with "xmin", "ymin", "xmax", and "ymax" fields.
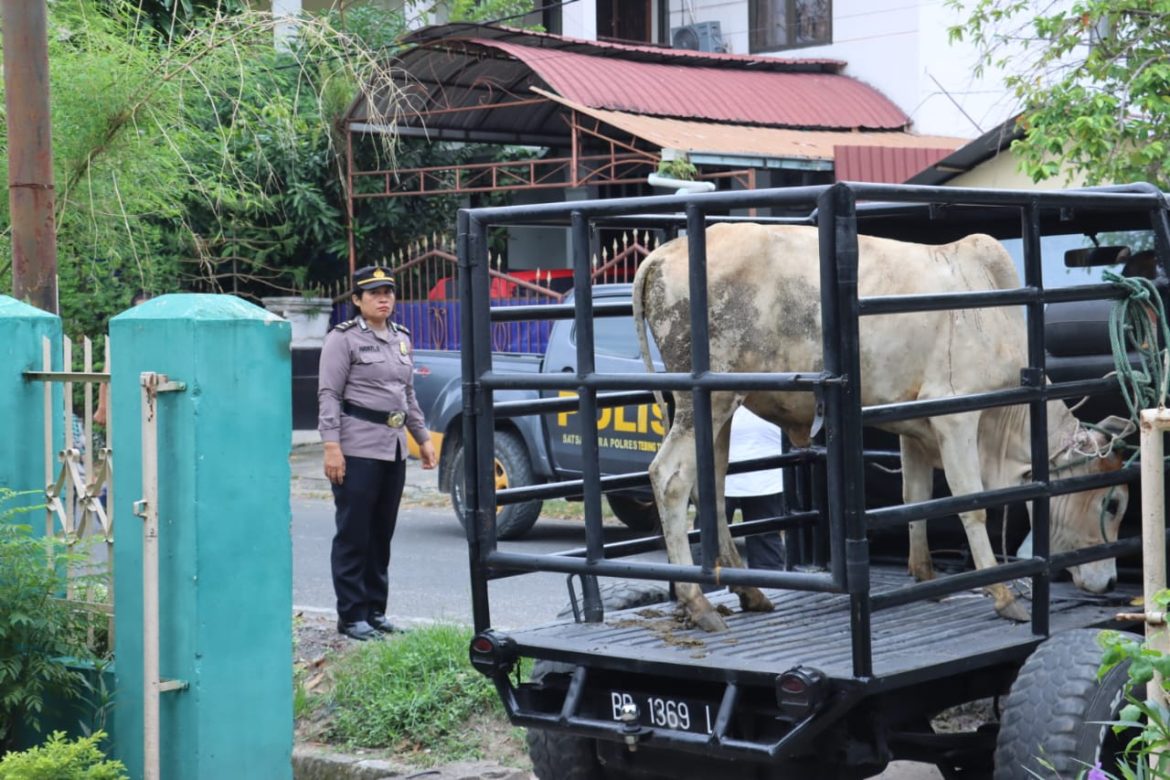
[{"xmin": 454, "ymin": 181, "xmax": 1170, "ymax": 772}]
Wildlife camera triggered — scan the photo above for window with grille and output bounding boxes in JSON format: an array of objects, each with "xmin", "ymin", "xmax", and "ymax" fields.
[{"xmin": 750, "ymin": 0, "xmax": 831, "ymax": 52}]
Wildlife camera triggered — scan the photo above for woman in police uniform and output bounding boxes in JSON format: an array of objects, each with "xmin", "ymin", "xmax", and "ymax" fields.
[{"xmin": 317, "ymin": 266, "xmax": 438, "ymax": 640}]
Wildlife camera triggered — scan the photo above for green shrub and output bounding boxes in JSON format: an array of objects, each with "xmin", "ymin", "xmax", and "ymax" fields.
[
  {"xmin": 322, "ymin": 625, "xmax": 502, "ymax": 762},
  {"xmin": 0, "ymin": 490, "xmax": 98, "ymax": 753},
  {"xmin": 0, "ymin": 730, "xmax": 126, "ymax": 779},
  {"xmin": 656, "ymin": 157, "xmax": 698, "ymax": 181},
  {"xmin": 1095, "ymin": 590, "xmax": 1170, "ymax": 778}
]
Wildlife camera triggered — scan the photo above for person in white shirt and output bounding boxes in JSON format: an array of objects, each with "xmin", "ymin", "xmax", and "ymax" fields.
[{"xmin": 724, "ymin": 406, "xmax": 786, "ymax": 570}]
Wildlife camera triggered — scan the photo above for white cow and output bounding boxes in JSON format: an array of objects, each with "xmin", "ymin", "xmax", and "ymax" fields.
[{"xmin": 632, "ymin": 223, "xmax": 1130, "ymax": 632}]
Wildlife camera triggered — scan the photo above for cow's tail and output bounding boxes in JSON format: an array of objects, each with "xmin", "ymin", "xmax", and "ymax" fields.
[{"xmin": 632, "ymin": 256, "xmax": 669, "ymax": 432}]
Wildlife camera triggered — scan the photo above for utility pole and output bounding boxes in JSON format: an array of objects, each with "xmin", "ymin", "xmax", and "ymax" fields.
[{"xmin": 3, "ymin": 0, "xmax": 58, "ymax": 313}]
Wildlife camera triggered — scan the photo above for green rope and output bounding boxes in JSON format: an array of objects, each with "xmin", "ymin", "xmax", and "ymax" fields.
[
  {"xmin": 1102, "ymin": 270, "xmax": 1170, "ymax": 418},
  {"xmin": 1065, "ymin": 271, "xmax": 1170, "ymax": 543}
]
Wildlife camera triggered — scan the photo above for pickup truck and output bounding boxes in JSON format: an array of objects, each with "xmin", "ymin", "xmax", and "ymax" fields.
[
  {"xmin": 457, "ymin": 183, "xmax": 1168, "ymax": 780},
  {"xmin": 412, "ymin": 284, "xmax": 666, "ymax": 539}
]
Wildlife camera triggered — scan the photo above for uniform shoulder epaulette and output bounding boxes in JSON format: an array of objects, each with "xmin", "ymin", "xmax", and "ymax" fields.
[
  {"xmin": 332, "ymin": 319, "xmax": 357, "ymax": 332},
  {"xmin": 392, "ymin": 322, "xmax": 411, "ymax": 336}
]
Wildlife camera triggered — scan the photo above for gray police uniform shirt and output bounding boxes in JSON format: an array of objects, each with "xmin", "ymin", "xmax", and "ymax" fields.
[{"xmin": 317, "ymin": 316, "xmax": 430, "ymax": 461}]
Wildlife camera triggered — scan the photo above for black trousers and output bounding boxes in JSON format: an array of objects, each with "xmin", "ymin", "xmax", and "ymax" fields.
[
  {"xmin": 724, "ymin": 492, "xmax": 786, "ymax": 570},
  {"xmin": 331, "ymin": 454, "xmax": 406, "ymax": 623}
]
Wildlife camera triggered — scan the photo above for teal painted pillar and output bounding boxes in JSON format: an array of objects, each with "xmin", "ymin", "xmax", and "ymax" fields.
[
  {"xmin": 110, "ymin": 295, "xmax": 292, "ymax": 780},
  {"xmin": 0, "ymin": 296, "xmax": 61, "ymax": 514}
]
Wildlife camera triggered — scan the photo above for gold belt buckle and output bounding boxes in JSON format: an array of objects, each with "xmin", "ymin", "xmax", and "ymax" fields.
[{"xmin": 386, "ymin": 411, "xmax": 406, "ymax": 428}]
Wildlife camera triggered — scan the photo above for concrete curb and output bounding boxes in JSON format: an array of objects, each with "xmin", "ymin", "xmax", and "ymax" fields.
[{"xmin": 293, "ymin": 745, "xmax": 530, "ymax": 780}]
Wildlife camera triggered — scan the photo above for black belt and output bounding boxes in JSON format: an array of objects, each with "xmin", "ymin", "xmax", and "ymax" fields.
[{"xmin": 343, "ymin": 401, "xmax": 406, "ymax": 428}]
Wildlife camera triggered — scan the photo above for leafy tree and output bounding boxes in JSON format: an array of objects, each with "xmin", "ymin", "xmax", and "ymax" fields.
[
  {"xmin": 948, "ymin": 1, "xmax": 1170, "ymax": 187},
  {"xmin": 1, "ymin": 0, "xmax": 536, "ymax": 337}
]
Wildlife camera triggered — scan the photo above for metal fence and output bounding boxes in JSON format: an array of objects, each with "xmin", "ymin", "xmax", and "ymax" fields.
[
  {"xmin": 328, "ymin": 233, "xmax": 661, "ymax": 353},
  {"xmin": 28, "ymin": 334, "xmax": 114, "ymax": 646}
]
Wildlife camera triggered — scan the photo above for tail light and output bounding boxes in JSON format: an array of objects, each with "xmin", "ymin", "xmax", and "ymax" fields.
[
  {"xmin": 776, "ymin": 666, "xmax": 827, "ymax": 719},
  {"xmin": 468, "ymin": 630, "xmax": 518, "ymax": 676}
]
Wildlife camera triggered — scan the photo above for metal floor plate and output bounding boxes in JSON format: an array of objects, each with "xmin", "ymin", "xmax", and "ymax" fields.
[{"xmin": 504, "ymin": 568, "xmax": 1138, "ymax": 684}]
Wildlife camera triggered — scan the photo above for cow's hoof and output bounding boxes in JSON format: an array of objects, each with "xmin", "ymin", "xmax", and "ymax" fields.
[
  {"xmin": 909, "ymin": 565, "xmax": 936, "ymax": 583},
  {"xmin": 736, "ymin": 587, "xmax": 774, "ymax": 613},
  {"xmin": 995, "ymin": 598, "xmax": 1030, "ymax": 623},
  {"xmin": 691, "ymin": 609, "xmax": 729, "ymax": 633}
]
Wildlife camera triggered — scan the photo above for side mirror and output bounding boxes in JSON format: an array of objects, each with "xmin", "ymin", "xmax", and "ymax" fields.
[{"xmin": 1064, "ymin": 245, "xmax": 1130, "ymax": 268}]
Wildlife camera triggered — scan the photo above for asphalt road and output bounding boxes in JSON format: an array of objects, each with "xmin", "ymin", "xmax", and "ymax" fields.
[{"xmin": 291, "ymin": 496, "xmax": 654, "ymax": 629}]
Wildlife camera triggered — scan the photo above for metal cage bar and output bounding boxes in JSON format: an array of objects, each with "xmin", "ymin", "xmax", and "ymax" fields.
[{"xmin": 458, "ymin": 180, "xmax": 1162, "ymax": 673}]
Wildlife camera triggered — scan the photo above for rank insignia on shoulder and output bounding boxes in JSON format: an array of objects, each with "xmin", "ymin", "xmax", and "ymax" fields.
[
  {"xmin": 333, "ymin": 319, "xmax": 357, "ymax": 332},
  {"xmin": 393, "ymin": 322, "xmax": 411, "ymax": 335}
]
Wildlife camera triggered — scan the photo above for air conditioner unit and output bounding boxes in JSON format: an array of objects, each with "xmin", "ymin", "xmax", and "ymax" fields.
[{"xmin": 671, "ymin": 21, "xmax": 727, "ymax": 53}]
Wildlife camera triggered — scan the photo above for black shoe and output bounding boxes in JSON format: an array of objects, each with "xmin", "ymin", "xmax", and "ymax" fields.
[
  {"xmin": 338, "ymin": 619, "xmax": 380, "ymax": 641},
  {"xmin": 368, "ymin": 614, "xmax": 401, "ymax": 634}
]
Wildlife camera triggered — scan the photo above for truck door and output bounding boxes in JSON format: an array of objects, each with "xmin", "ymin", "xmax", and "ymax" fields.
[{"xmin": 543, "ymin": 309, "xmax": 665, "ymax": 478}]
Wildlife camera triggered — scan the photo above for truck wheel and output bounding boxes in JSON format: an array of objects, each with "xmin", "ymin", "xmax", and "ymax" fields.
[
  {"xmin": 993, "ymin": 628, "xmax": 1135, "ymax": 779},
  {"xmin": 450, "ymin": 431, "xmax": 542, "ymax": 541},
  {"xmin": 526, "ymin": 667, "xmax": 604, "ymax": 780},
  {"xmin": 606, "ymin": 495, "xmax": 660, "ymax": 533},
  {"xmin": 529, "ymin": 582, "xmax": 674, "ymax": 780},
  {"xmin": 555, "ymin": 579, "xmax": 673, "ymax": 620}
]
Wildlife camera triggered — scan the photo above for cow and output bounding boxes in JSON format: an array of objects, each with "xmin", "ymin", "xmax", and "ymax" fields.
[{"xmin": 632, "ymin": 222, "xmax": 1131, "ymax": 632}]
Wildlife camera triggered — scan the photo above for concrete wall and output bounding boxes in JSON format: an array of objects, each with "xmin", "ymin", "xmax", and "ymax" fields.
[
  {"xmin": 946, "ymin": 150, "xmax": 1088, "ymax": 190},
  {"xmin": 0, "ymin": 297, "xmax": 60, "ymax": 513},
  {"xmin": 110, "ymin": 294, "xmax": 293, "ymax": 780}
]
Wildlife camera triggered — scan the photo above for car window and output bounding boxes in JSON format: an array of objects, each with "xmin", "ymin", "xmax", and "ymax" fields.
[
  {"xmin": 572, "ymin": 316, "xmax": 661, "ymax": 361},
  {"xmin": 999, "ymin": 230, "xmax": 1156, "ymax": 288}
]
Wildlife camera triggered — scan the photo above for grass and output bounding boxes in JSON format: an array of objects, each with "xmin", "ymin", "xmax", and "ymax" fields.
[{"xmin": 305, "ymin": 625, "xmax": 528, "ymax": 766}]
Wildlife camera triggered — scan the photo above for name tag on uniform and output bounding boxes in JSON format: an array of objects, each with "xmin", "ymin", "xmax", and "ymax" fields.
[{"xmin": 359, "ymin": 345, "xmax": 378, "ymax": 352}]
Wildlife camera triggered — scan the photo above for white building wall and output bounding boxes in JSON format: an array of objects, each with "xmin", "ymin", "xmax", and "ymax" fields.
[{"xmin": 561, "ymin": 0, "xmax": 597, "ymax": 40}]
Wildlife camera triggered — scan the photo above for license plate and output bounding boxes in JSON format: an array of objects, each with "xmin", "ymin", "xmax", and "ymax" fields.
[{"xmin": 607, "ymin": 690, "xmax": 715, "ymax": 735}]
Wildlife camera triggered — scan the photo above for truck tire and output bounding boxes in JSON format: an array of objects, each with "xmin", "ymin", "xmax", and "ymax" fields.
[
  {"xmin": 450, "ymin": 431, "xmax": 542, "ymax": 540},
  {"xmin": 529, "ymin": 581, "xmax": 674, "ymax": 780},
  {"xmin": 606, "ymin": 495, "xmax": 661, "ymax": 533},
  {"xmin": 526, "ymin": 676, "xmax": 604, "ymax": 780},
  {"xmin": 555, "ymin": 579, "xmax": 673, "ymax": 620},
  {"xmin": 993, "ymin": 628, "xmax": 1134, "ymax": 779}
]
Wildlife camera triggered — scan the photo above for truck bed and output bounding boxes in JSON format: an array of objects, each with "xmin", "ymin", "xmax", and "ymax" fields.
[{"xmin": 506, "ymin": 567, "xmax": 1139, "ymax": 689}]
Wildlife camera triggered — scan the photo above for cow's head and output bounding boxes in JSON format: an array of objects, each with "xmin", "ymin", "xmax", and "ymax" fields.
[{"xmin": 1046, "ymin": 415, "xmax": 1134, "ymax": 592}]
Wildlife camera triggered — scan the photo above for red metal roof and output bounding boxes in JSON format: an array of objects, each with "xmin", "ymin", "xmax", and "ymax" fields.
[
  {"xmin": 403, "ymin": 24, "xmax": 846, "ymax": 72},
  {"xmin": 480, "ymin": 39, "xmax": 908, "ymax": 131},
  {"xmin": 833, "ymin": 145, "xmax": 956, "ymax": 183}
]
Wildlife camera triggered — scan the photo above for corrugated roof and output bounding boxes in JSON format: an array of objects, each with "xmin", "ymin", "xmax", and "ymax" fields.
[
  {"xmin": 905, "ymin": 117, "xmax": 1023, "ymax": 185},
  {"xmin": 541, "ymin": 91, "xmax": 965, "ymax": 164},
  {"xmin": 833, "ymin": 145, "xmax": 956, "ymax": 184},
  {"xmin": 484, "ymin": 39, "xmax": 907, "ymax": 130},
  {"xmin": 401, "ymin": 24, "xmax": 847, "ymax": 73},
  {"xmin": 352, "ymin": 25, "xmax": 913, "ymax": 141}
]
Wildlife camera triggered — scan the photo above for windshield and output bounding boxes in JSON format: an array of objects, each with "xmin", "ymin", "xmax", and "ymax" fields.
[{"xmin": 999, "ymin": 230, "xmax": 1156, "ymax": 289}]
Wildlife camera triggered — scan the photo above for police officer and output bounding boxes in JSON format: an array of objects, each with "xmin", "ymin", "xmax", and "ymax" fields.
[{"xmin": 318, "ymin": 265, "xmax": 438, "ymax": 640}]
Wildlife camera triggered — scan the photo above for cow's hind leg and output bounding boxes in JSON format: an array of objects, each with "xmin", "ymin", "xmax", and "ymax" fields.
[
  {"xmin": 933, "ymin": 415, "xmax": 1029, "ymax": 623},
  {"xmin": 650, "ymin": 409, "xmax": 728, "ymax": 632},
  {"xmin": 711, "ymin": 401, "xmax": 772, "ymax": 613},
  {"xmin": 901, "ymin": 437, "xmax": 937, "ymax": 583}
]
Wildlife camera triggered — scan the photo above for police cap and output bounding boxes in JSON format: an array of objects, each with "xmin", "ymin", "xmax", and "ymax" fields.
[{"xmin": 353, "ymin": 265, "xmax": 397, "ymax": 293}]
